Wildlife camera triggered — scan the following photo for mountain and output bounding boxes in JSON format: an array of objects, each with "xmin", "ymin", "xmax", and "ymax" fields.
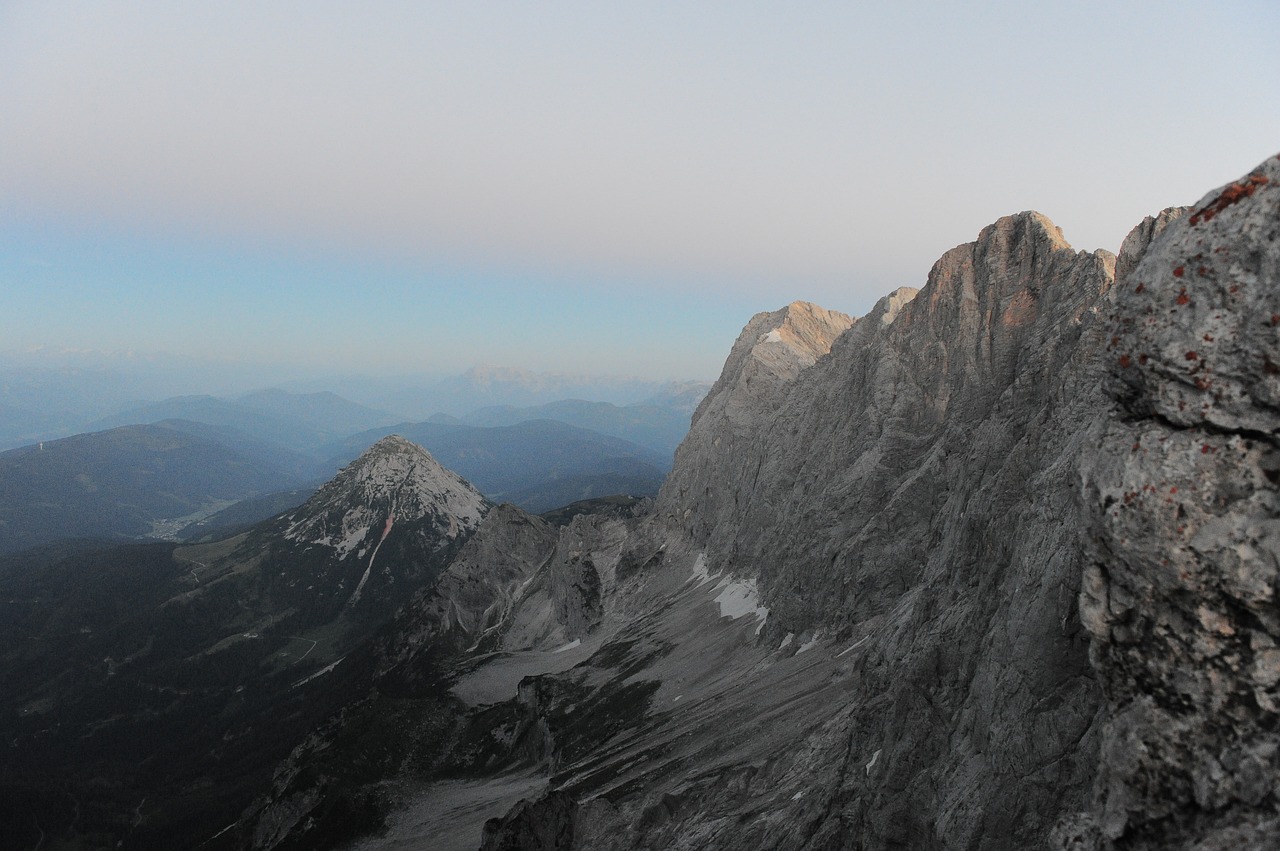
[
  {"xmin": 87, "ymin": 389, "xmax": 399, "ymax": 452},
  {"xmin": 323, "ymin": 420, "xmax": 670, "ymax": 512},
  {"xmin": 147, "ymin": 418, "xmax": 322, "ymax": 481},
  {"xmin": 238, "ymin": 156, "xmax": 1280, "ymax": 851},
  {"xmin": 307, "ymin": 368, "xmax": 713, "ymax": 421},
  {"xmin": 638, "ymin": 379, "xmax": 713, "ymax": 415},
  {"xmin": 234, "ymin": 388, "xmax": 401, "ymax": 438},
  {"xmin": 458, "ymin": 398, "xmax": 697, "ymax": 459},
  {"xmin": 0, "ymin": 435, "xmax": 489, "ymax": 849},
  {"xmin": 5, "ymin": 154, "xmax": 1278, "ymax": 851},
  {"xmin": 0, "ymin": 423, "xmax": 298, "ymax": 553}
]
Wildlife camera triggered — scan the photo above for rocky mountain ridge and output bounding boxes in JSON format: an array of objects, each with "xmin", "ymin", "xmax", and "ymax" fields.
[
  {"xmin": 282, "ymin": 433, "xmax": 487, "ymax": 559},
  {"xmin": 374, "ymin": 155, "xmax": 1276, "ymax": 851},
  {"xmin": 5, "ymin": 155, "xmax": 1277, "ymax": 851}
]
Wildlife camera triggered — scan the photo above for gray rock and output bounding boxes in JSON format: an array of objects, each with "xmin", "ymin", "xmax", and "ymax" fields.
[
  {"xmin": 1077, "ymin": 154, "xmax": 1280, "ymax": 849},
  {"xmin": 245, "ymin": 157, "xmax": 1280, "ymax": 851},
  {"xmin": 482, "ymin": 211, "xmax": 1121, "ymax": 851}
]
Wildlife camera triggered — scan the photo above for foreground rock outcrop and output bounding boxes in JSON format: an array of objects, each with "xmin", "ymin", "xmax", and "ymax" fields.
[{"xmin": 1075, "ymin": 154, "xmax": 1280, "ymax": 849}]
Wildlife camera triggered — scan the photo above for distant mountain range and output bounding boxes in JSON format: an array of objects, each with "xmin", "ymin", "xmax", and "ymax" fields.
[
  {"xmin": 314, "ymin": 366, "xmax": 710, "ymax": 421},
  {"xmin": 86, "ymin": 389, "xmax": 401, "ymax": 452},
  {"xmin": 445, "ymin": 397, "xmax": 694, "ymax": 458},
  {"xmin": 0, "ymin": 382, "xmax": 701, "ymax": 552},
  {"xmin": 0, "ymin": 359, "xmax": 712, "ymax": 450}
]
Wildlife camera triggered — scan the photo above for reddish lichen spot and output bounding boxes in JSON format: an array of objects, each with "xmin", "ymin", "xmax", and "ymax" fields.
[
  {"xmin": 1203, "ymin": 333, "xmax": 1215, "ymax": 342},
  {"xmin": 1134, "ymin": 283, "xmax": 1145, "ymax": 294},
  {"xmin": 1195, "ymin": 377, "xmax": 1212, "ymax": 390},
  {"xmin": 1197, "ymin": 267, "xmax": 1209, "ymax": 277},
  {"xmin": 1189, "ymin": 174, "xmax": 1271, "ymax": 225},
  {"xmin": 1138, "ymin": 354, "xmax": 1150, "ymax": 365},
  {"xmin": 1271, "ymin": 314, "xmax": 1280, "ymax": 326},
  {"xmin": 1230, "ymin": 285, "xmax": 1240, "ymax": 294},
  {"xmin": 1118, "ymin": 354, "xmax": 1132, "ymax": 368},
  {"xmin": 1185, "ymin": 351, "xmax": 1199, "ymax": 361},
  {"xmin": 1132, "ymin": 442, "xmax": 1141, "ymax": 451},
  {"xmin": 1170, "ymin": 487, "xmax": 1178, "ymax": 494},
  {"xmin": 1173, "ymin": 266, "xmax": 1186, "ymax": 278},
  {"xmin": 1176, "ymin": 289, "xmax": 1191, "ymax": 305}
]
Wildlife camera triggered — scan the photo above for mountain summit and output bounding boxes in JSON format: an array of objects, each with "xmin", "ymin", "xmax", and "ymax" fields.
[{"xmin": 283, "ymin": 434, "xmax": 487, "ymax": 558}]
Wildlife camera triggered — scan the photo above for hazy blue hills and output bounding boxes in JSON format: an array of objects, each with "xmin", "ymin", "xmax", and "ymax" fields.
[
  {"xmin": 324, "ymin": 419, "xmax": 669, "ymax": 512},
  {"xmin": 87, "ymin": 389, "xmax": 399, "ymax": 451},
  {"xmin": 0, "ymin": 423, "xmax": 299, "ymax": 553},
  {"xmin": 148, "ymin": 418, "xmax": 321, "ymax": 481},
  {"xmin": 455, "ymin": 398, "xmax": 693, "ymax": 458},
  {"xmin": 0, "ymin": 380, "xmax": 694, "ymax": 551},
  {"xmin": 302, "ymin": 366, "xmax": 711, "ymax": 420}
]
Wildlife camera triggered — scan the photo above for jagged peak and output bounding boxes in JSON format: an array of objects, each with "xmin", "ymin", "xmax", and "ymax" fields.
[
  {"xmin": 754, "ymin": 301, "xmax": 856, "ymax": 361},
  {"xmin": 969, "ymin": 210, "xmax": 1073, "ymax": 257},
  {"xmin": 672, "ymin": 300, "xmax": 853, "ymax": 445},
  {"xmin": 330, "ymin": 434, "xmax": 482, "ymax": 506},
  {"xmin": 361, "ymin": 433, "xmax": 424, "ymax": 457},
  {"xmin": 282, "ymin": 434, "xmax": 488, "ymax": 552},
  {"xmin": 875, "ymin": 287, "xmax": 920, "ymax": 326},
  {"xmin": 1114, "ymin": 206, "xmax": 1192, "ymax": 286}
]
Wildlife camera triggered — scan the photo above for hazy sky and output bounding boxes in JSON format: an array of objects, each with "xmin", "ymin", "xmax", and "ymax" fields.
[{"xmin": 2, "ymin": 1, "xmax": 1277, "ymax": 381}]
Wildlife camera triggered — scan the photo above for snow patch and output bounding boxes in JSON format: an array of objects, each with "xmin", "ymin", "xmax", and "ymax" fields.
[
  {"xmin": 553, "ymin": 639, "xmax": 581, "ymax": 654},
  {"xmin": 688, "ymin": 552, "xmax": 717, "ymax": 586},
  {"xmin": 797, "ymin": 631, "xmax": 822, "ymax": 654},
  {"xmin": 791, "ymin": 790, "xmax": 805, "ymax": 801},
  {"xmin": 837, "ymin": 636, "xmax": 870, "ymax": 657},
  {"xmin": 779, "ymin": 633, "xmax": 794, "ymax": 649},
  {"xmin": 866, "ymin": 748, "xmax": 882, "ymax": 775},
  {"xmin": 760, "ymin": 328, "xmax": 783, "ymax": 343},
  {"xmin": 713, "ymin": 577, "xmax": 770, "ymax": 631},
  {"xmin": 335, "ymin": 516, "xmax": 372, "ymax": 559}
]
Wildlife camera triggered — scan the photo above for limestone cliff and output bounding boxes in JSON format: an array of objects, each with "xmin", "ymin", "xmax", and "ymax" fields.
[
  {"xmin": 1074, "ymin": 154, "xmax": 1280, "ymax": 849},
  {"xmin": 237, "ymin": 157, "xmax": 1280, "ymax": 851},
  {"xmin": 572, "ymin": 210, "xmax": 1119, "ymax": 850}
]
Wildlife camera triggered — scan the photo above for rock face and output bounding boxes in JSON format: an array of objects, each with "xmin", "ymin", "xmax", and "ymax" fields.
[
  {"xmin": 540, "ymin": 211, "xmax": 1117, "ymax": 850},
  {"xmin": 232, "ymin": 156, "xmax": 1280, "ymax": 851},
  {"xmin": 1075, "ymin": 154, "xmax": 1280, "ymax": 848},
  {"xmin": 660, "ymin": 301, "xmax": 855, "ymax": 554},
  {"xmin": 457, "ymin": 211, "xmax": 1125, "ymax": 851},
  {"xmin": 282, "ymin": 433, "xmax": 487, "ymax": 558},
  {"xmin": 253, "ymin": 434, "xmax": 490, "ymax": 631}
]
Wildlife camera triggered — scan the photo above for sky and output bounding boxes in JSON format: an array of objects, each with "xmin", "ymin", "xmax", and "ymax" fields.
[{"xmin": 2, "ymin": 1, "xmax": 1278, "ymax": 383}]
